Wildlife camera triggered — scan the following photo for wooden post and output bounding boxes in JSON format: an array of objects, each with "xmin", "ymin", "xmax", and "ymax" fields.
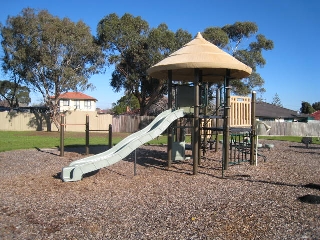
[
  {"xmin": 193, "ymin": 68, "xmax": 200, "ymax": 175},
  {"xmin": 215, "ymin": 88, "xmax": 220, "ymax": 152},
  {"xmin": 167, "ymin": 70, "xmax": 173, "ymax": 169},
  {"xmin": 223, "ymin": 70, "xmax": 231, "ymax": 170},
  {"xmin": 108, "ymin": 124, "xmax": 112, "ymax": 149},
  {"xmin": 85, "ymin": 115, "xmax": 89, "ymax": 155},
  {"xmin": 202, "ymin": 82, "xmax": 208, "ymax": 157},
  {"xmin": 198, "ymin": 70, "xmax": 202, "ymax": 165},
  {"xmin": 60, "ymin": 115, "xmax": 65, "ymax": 157},
  {"xmin": 250, "ymin": 91, "xmax": 256, "ymax": 165}
]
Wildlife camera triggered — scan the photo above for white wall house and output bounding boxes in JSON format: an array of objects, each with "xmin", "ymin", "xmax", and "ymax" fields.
[{"xmin": 55, "ymin": 92, "xmax": 97, "ymax": 112}]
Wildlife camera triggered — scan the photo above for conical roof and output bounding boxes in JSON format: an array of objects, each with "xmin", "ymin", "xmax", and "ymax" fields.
[{"xmin": 147, "ymin": 32, "xmax": 252, "ymax": 82}]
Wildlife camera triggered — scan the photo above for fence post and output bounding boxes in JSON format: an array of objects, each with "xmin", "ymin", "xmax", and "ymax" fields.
[
  {"xmin": 108, "ymin": 124, "xmax": 112, "ymax": 149},
  {"xmin": 85, "ymin": 115, "xmax": 89, "ymax": 155},
  {"xmin": 60, "ymin": 115, "xmax": 65, "ymax": 157}
]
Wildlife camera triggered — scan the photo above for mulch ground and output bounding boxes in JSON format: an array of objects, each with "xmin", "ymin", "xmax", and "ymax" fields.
[{"xmin": 0, "ymin": 140, "xmax": 319, "ymax": 239}]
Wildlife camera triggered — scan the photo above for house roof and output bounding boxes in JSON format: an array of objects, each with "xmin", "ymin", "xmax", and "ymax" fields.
[
  {"xmin": 256, "ymin": 102, "xmax": 307, "ymax": 119},
  {"xmin": 311, "ymin": 110, "xmax": 320, "ymax": 120},
  {"xmin": 54, "ymin": 92, "xmax": 97, "ymax": 101}
]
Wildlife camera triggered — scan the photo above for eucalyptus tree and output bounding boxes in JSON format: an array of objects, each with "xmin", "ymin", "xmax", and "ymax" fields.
[
  {"xmin": 0, "ymin": 8, "xmax": 105, "ymax": 128},
  {"xmin": 97, "ymin": 13, "xmax": 192, "ymax": 115},
  {"xmin": 203, "ymin": 21, "xmax": 274, "ymax": 96},
  {"xmin": 0, "ymin": 78, "xmax": 31, "ymax": 108}
]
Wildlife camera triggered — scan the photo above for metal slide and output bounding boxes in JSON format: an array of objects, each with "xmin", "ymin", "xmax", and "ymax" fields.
[{"xmin": 61, "ymin": 108, "xmax": 185, "ymax": 182}]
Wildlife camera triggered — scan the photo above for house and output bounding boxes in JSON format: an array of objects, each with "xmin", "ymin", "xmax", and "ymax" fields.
[
  {"xmin": 54, "ymin": 92, "xmax": 97, "ymax": 112},
  {"xmin": 256, "ymin": 102, "xmax": 310, "ymax": 122},
  {"xmin": 311, "ymin": 110, "xmax": 320, "ymax": 121}
]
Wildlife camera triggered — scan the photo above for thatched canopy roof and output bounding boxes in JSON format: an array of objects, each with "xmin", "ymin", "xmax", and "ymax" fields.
[{"xmin": 147, "ymin": 32, "xmax": 252, "ymax": 82}]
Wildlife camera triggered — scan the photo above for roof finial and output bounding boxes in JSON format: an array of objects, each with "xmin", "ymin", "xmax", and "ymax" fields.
[{"xmin": 196, "ymin": 32, "xmax": 203, "ymax": 39}]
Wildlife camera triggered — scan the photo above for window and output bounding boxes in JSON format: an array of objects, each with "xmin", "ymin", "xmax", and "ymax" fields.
[
  {"xmin": 62, "ymin": 100, "xmax": 69, "ymax": 106},
  {"xmin": 74, "ymin": 100, "xmax": 80, "ymax": 109},
  {"xmin": 84, "ymin": 100, "xmax": 91, "ymax": 109}
]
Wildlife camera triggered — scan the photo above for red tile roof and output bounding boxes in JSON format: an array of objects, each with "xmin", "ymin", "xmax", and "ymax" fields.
[
  {"xmin": 311, "ymin": 110, "xmax": 320, "ymax": 120},
  {"xmin": 53, "ymin": 92, "xmax": 97, "ymax": 101}
]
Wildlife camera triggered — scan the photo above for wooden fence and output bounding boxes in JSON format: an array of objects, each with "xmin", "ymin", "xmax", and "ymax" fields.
[
  {"xmin": 230, "ymin": 96, "xmax": 251, "ymax": 127},
  {"xmin": 1, "ymin": 110, "xmax": 319, "ymax": 136},
  {"xmin": 0, "ymin": 111, "xmax": 112, "ymax": 132},
  {"xmin": 112, "ymin": 115, "xmax": 155, "ymax": 132}
]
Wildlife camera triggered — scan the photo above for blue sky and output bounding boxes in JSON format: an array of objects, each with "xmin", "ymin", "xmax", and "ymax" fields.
[{"xmin": 1, "ymin": 0, "xmax": 319, "ymax": 111}]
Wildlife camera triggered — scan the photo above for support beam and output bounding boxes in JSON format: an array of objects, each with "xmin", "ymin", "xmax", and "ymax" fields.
[
  {"xmin": 215, "ymin": 87, "xmax": 220, "ymax": 152},
  {"xmin": 250, "ymin": 91, "xmax": 256, "ymax": 165},
  {"xmin": 198, "ymin": 70, "xmax": 203, "ymax": 165},
  {"xmin": 167, "ymin": 70, "xmax": 173, "ymax": 169},
  {"xmin": 223, "ymin": 69, "xmax": 231, "ymax": 170},
  {"xmin": 193, "ymin": 68, "xmax": 200, "ymax": 175}
]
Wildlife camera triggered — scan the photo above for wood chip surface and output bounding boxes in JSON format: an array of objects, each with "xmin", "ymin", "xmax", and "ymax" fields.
[{"xmin": 0, "ymin": 140, "xmax": 319, "ymax": 239}]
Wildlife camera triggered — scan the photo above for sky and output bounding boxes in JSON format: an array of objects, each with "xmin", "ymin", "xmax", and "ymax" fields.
[{"xmin": 1, "ymin": 0, "xmax": 319, "ymax": 111}]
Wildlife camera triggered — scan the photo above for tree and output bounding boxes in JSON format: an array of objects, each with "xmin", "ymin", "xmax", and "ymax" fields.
[
  {"xmin": 1, "ymin": 8, "xmax": 105, "ymax": 128},
  {"xmin": 147, "ymin": 97, "xmax": 168, "ymax": 116},
  {"xmin": 202, "ymin": 22, "xmax": 274, "ymax": 96},
  {"xmin": 112, "ymin": 94, "xmax": 139, "ymax": 115},
  {"xmin": 312, "ymin": 102, "xmax": 320, "ymax": 111},
  {"xmin": 271, "ymin": 93, "xmax": 283, "ymax": 107},
  {"xmin": 98, "ymin": 17, "xmax": 272, "ymax": 115},
  {"xmin": 300, "ymin": 101, "xmax": 315, "ymax": 114},
  {"xmin": 0, "ymin": 78, "xmax": 31, "ymax": 108},
  {"xmin": 97, "ymin": 13, "xmax": 192, "ymax": 115}
]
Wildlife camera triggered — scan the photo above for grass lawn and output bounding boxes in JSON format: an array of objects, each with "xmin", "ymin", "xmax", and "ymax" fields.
[
  {"xmin": 0, "ymin": 131, "xmax": 319, "ymax": 152},
  {"xmin": 0, "ymin": 131, "xmax": 129, "ymax": 152}
]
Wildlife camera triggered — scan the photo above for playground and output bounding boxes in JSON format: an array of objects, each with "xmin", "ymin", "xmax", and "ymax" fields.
[
  {"xmin": 1, "ymin": 32, "xmax": 319, "ymax": 239},
  {"xmin": 0, "ymin": 140, "xmax": 319, "ymax": 239}
]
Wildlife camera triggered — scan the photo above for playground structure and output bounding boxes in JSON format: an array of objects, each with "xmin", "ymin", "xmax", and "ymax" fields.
[
  {"xmin": 169, "ymin": 85, "xmax": 257, "ymax": 172},
  {"xmin": 61, "ymin": 32, "xmax": 266, "ymax": 182},
  {"xmin": 147, "ymin": 32, "xmax": 256, "ymax": 175}
]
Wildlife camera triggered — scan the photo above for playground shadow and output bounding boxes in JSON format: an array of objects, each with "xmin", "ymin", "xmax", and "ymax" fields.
[
  {"xmin": 289, "ymin": 144, "xmax": 320, "ymax": 150},
  {"xmin": 288, "ymin": 144, "xmax": 320, "ymax": 155},
  {"xmin": 122, "ymin": 146, "xmax": 198, "ymax": 176},
  {"xmin": 226, "ymin": 175, "xmax": 320, "ymax": 204},
  {"xmin": 53, "ymin": 169, "xmax": 100, "ymax": 180},
  {"xmin": 226, "ymin": 175, "xmax": 320, "ymax": 190},
  {"xmin": 63, "ymin": 145, "xmax": 110, "ymax": 155},
  {"xmin": 124, "ymin": 147, "xmax": 168, "ymax": 166},
  {"xmin": 113, "ymin": 144, "xmax": 231, "ymax": 177},
  {"xmin": 35, "ymin": 145, "xmax": 110, "ymax": 157}
]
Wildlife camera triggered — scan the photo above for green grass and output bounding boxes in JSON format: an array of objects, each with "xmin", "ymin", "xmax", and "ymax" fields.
[
  {"xmin": 0, "ymin": 131, "xmax": 129, "ymax": 152},
  {"xmin": 0, "ymin": 131, "xmax": 319, "ymax": 152}
]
